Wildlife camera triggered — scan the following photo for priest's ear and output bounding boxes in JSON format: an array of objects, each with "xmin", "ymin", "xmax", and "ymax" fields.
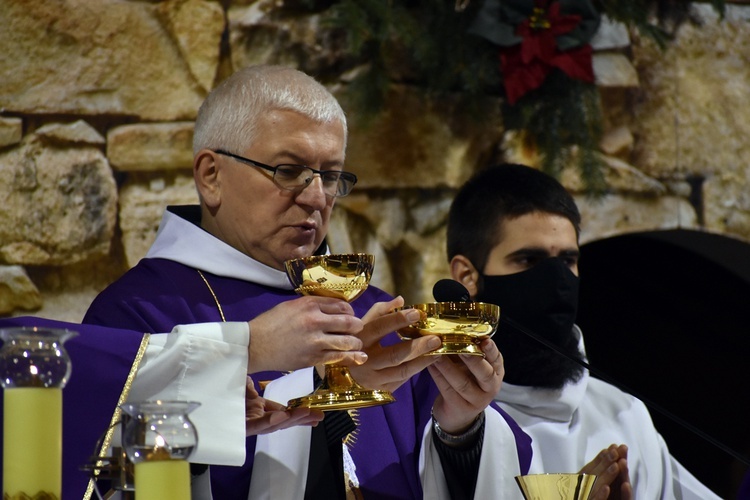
[
  {"xmin": 194, "ymin": 149, "xmax": 222, "ymax": 208},
  {"xmin": 449, "ymin": 255, "xmax": 480, "ymax": 299}
]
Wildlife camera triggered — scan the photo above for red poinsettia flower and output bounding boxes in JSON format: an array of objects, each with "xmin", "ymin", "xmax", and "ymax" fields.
[{"xmin": 499, "ymin": 1, "xmax": 595, "ymax": 104}]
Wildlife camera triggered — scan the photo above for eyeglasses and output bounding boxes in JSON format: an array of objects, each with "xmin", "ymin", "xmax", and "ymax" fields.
[{"xmin": 213, "ymin": 149, "xmax": 357, "ymax": 198}]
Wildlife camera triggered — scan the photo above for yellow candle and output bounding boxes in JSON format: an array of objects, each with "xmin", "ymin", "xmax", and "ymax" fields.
[
  {"xmin": 135, "ymin": 460, "xmax": 191, "ymax": 500},
  {"xmin": 3, "ymin": 387, "xmax": 62, "ymax": 498}
]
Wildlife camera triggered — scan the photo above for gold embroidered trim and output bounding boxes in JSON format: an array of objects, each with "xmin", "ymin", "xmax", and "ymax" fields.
[
  {"xmin": 83, "ymin": 333, "xmax": 151, "ymax": 500},
  {"xmin": 344, "ymin": 408, "xmax": 360, "ymax": 447},
  {"xmin": 198, "ymin": 269, "xmax": 226, "ymax": 322}
]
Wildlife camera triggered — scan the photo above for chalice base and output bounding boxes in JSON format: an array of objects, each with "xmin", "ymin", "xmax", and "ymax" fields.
[
  {"xmin": 287, "ymin": 365, "xmax": 395, "ymax": 411},
  {"xmin": 287, "ymin": 387, "xmax": 396, "ymax": 411},
  {"xmin": 427, "ymin": 334, "xmax": 486, "ymax": 356}
]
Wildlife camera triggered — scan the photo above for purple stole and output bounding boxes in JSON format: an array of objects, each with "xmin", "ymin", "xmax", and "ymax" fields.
[
  {"xmin": 84, "ymin": 258, "xmax": 532, "ymax": 498},
  {"xmin": 0, "ymin": 316, "xmax": 146, "ymax": 498}
]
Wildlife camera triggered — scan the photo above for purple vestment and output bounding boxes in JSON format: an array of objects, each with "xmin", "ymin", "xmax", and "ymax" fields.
[
  {"xmin": 84, "ymin": 256, "xmax": 532, "ymax": 498},
  {"xmin": 0, "ymin": 316, "xmax": 145, "ymax": 498}
]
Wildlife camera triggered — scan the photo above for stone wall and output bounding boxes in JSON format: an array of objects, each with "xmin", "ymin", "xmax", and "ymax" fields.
[{"xmin": 1, "ymin": 0, "xmax": 749, "ymax": 321}]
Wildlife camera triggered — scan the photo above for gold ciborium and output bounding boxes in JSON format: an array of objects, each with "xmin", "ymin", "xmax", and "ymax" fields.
[
  {"xmin": 396, "ymin": 302, "xmax": 500, "ymax": 355},
  {"xmin": 515, "ymin": 473, "xmax": 597, "ymax": 500},
  {"xmin": 284, "ymin": 253, "xmax": 395, "ymax": 411}
]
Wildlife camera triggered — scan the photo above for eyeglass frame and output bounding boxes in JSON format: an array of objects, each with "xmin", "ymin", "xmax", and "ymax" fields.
[{"xmin": 211, "ymin": 149, "xmax": 358, "ymax": 198}]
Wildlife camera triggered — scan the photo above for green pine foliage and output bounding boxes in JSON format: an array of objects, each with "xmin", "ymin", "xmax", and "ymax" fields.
[
  {"xmin": 504, "ymin": 70, "xmax": 607, "ymax": 193},
  {"xmin": 596, "ymin": 0, "xmax": 673, "ymax": 48},
  {"xmin": 310, "ymin": 0, "xmax": 724, "ymax": 193},
  {"xmin": 326, "ymin": 0, "xmax": 500, "ymax": 120}
]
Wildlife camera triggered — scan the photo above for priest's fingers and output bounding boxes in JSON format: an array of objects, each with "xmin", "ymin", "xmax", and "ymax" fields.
[
  {"xmin": 352, "ymin": 356, "xmax": 437, "ymax": 392},
  {"xmin": 318, "ymin": 349, "xmax": 369, "ymax": 367},
  {"xmin": 357, "ymin": 298, "xmax": 422, "ymax": 348},
  {"xmin": 428, "ymin": 360, "xmax": 483, "ymax": 432},
  {"xmin": 581, "ymin": 445, "xmax": 630, "ymax": 500},
  {"xmin": 579, "ymin": 444, "xmax": 622, "ymax": 475},
  {"xmin": 348, "ymin": 336, "xmax": 441, "ymax": 391},
  {"xmin": 245, "ymin": 380, "xmax": 323, "ymax": 435},
  {"xmin": 587, "ymin": 457, "xmax": 630, "ymax": 500},
  {"xmin": 430, "ymin": 340, "xmax": 503, "ymax": 403},
  {"xmin": 459, "ymin": 339, "xmax": 504, "ymax": 393},
  {"xmin": 612, "ymin": 447, "xmax": 631, "ymax": 500},
  {"xmin": 360, "ymin": 296, "xmax": 404, "ymax": 323},
  {"xmin": 427, "ymin": 341, "xmax": 503, "ymax": 432},
  {"xmin": 616, "ymin": 475, "xmax": 633, "ymax": 500},
  {"xmin": 246, "ymin": 407, "xmax": 324, "ymax": 436},
  {"xmin": 248, "ymin": 296, "xmax": 365, "ymax": 372}
]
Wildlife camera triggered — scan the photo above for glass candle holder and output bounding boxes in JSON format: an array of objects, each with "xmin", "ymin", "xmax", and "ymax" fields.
[
  {"xmin": 120, "ymin": 400, "xmax": 200, "ymax": 500},
  {"xmin": 0, "ymin": 326, "xmax": 78, "ymax": 500}
]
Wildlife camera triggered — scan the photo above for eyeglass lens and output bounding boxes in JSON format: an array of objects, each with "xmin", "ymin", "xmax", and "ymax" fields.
[{"xmin": 275, "ymin": 165, "xmax": 353, "ymax": 196}]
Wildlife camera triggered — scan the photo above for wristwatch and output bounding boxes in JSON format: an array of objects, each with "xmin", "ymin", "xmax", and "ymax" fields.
[{"xmin": 431, "ymin": 409, "xmax": 485, "ymax": 447}]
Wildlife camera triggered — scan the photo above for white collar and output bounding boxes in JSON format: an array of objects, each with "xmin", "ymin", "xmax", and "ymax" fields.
[
  {"xmin": 495, "ymin": 325, "xmax": 590, "ymax": 422},
  {"xmin": 146, "ymin": 206, "xmax": 294, "ymax": 290}
]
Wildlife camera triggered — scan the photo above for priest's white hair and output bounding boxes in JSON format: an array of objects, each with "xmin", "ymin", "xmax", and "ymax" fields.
[{"xmin": 192, "ymin": 64, "xmax": 347, "ymax": 155}]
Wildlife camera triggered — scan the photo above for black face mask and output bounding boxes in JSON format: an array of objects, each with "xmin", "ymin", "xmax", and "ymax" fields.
[{"xmin": 475, "ymin": 257, "xmax": 585, "ymax": 389}]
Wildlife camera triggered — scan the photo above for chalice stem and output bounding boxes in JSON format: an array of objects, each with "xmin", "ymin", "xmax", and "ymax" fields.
[{"xmin": 323, "ymin": 365, "xmax": 367, "ymax": 392}]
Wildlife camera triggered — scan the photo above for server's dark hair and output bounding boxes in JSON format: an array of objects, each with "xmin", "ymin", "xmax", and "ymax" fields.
[{"xmin": 447, "ymin": 164, "xmax": 581, "ymax": 271}]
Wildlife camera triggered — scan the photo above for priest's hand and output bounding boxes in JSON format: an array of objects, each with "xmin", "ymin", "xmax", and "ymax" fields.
[
  {"xmin": 247, "ymin": 296, "xmax": 367, "ymax": 373},
  {"xmin": 428, "ymin": 338, "xmax": 503, "ymax": 435},
  {"xmin": 581, "ymin": 444, "xmax": 632, "ymax": 500},
  {"xmin": 245, "ymin": 376, "xmax": 324, "ymax": 436},
  {"xmin": 346, "ymin": 296, "xmax": 441, "ymax": 392}
]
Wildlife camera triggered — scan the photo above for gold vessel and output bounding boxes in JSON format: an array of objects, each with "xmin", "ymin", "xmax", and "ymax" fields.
[
  {"xmin": 397, "ymin": 302, "xmax": 500, "ymax": 356},
  {"xmin": 284, "ymin": 254, "xmax": 395, "ymax": 410},
  {"xmin": 515, "ymin": 473, "xmax": 597, "ymax": 500}
]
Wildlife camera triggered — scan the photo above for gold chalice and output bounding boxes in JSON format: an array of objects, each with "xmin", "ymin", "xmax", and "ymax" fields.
[
  {"xmin": 515, "ymin": 473, "xmax": 597, "ymax": 500},
  {"xmin": 396, "ymin": 302, "xmax": 500, "ymax": 355},
  {"xmin": 284, "ymin": 253, "xmax": 396, "ymax": 411}
]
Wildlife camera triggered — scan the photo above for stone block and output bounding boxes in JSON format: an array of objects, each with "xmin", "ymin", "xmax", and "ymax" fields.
[
  {"xmin": 593, "ymin": 52, "xmax": 639, "ymax": 87},
  {"xmin": 344, "ymin": 85, "xmax": 504, "ymax": 189},
  {"xmin": 562, "ymin": 155, "xmax": 667, "ymax": 195},
  {"xmin": 36, "ymin": 120, "xmax": 105, "ymax": 146},
  {"xmin": 0, "ymin": 129, "xmax": 117, "ymax": 265},
  {"xmin": 703, "ymin": 170, "xmax": 750, "ymax": 241},
  {"xmin": 600, "ymin": 125, "xmax": 634, "ymax": 156},
  {"xmin": 0, "ymin": 265, "xmax": 42, "ymax": 315},
  {"xmin": 0, "ymin": 0, "xmax": 223, "ymax": 121},
  {"xmin": 117, "ymin": 172, "xmax": 199, "ymax": 268},
  {"xmin": 228, "ymin": 2, "xmax": 347, "ymax": 75},
  {"xmin": 107, "ymin": 122, "xmax": 194, "ymax": 171},
  {"xmin": 630, "ymin": 13, "xmax": 750, "ymax": 178},
  {"xmin": 326, "ymin": 207, "xmax": 394, "ymax": 295},
  {"xmin": 0, "ymin": 117, "xmax": 23, "ymax": 149},
  {"xmin": 401, "ymin": 228, "xmax": 451, "ymax": 305},
  {"xmin": 577, "ymin": 194, "xmax": 698, "ymax": 245},
  {"xmin": 591, "ymin": 16, "xmax": 630, "ymax": 50}
]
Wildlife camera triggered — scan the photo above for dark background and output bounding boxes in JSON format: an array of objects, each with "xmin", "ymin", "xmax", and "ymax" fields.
[{"xmin": 577, "ymin": 230, "xmax": 750, "ymax": 499}]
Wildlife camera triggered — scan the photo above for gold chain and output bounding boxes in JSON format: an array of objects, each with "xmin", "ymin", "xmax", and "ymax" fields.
[{"xmin": 197, "ymin": 270, "xmax": 226, "ymax": 322}]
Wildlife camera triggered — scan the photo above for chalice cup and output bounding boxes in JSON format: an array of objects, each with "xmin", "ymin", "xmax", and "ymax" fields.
[
  {"xmin": 515, "ymin": 473, "xmax": 597, "ymax": 500},
  {"xmin": 397, "ymin": 302, "xmax": 500, "ymax": 355},
  {"xmin": 284, "ymin": 253, "xmax": 396, "ymax": 410}
]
